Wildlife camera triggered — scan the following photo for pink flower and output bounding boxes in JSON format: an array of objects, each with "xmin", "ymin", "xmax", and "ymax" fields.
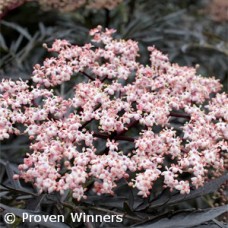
[
  {"xmin": 175, "ymin": 181, "xmax": 190, "ymax": 194},
  {"xmin": 0, "ymin": 26, "xmax": 227, "ymax": 200}
]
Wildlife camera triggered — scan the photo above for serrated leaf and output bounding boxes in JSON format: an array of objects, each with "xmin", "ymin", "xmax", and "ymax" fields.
[
  {"xmin": 5, "ymin": 162, "xmax": 22, "ymax": 190},
  {"xmin": 38, "ymin": 22, "xmax": 46, "ymax": 36},
  {"xmin": 25, "ymin": 194, "xmax": 46, "ymax": 211},
  {"xmin": 1, "ymin": 184, "xmax": 37, "ymax": 197},
  {"xmin": 133, "ymin": 205, "xmax": 228, "ymax": 228},
  {"xmin": 10, "ymin": 34, "xmax": 24, "ymax": 53},
  {"xmin": 1, "ymin": 21, "xmax": 32, "ymax": 40},
  {"xmin": 123, "ymin": 202, "xmax": 135, "ymax": 216},
  {"xmin": 0, "ymin": 33, "xmax": 8, "ymax": 51},
  {"xmin": 151, "ymin": 174, "xmax": 228, "ymax": 209},
  {"xmin": 115, "ymin": 182, "xmax": 135, "ymax": 209},
  {"xmin": 136, "ymin": 174, "xmax": 228, "ymax": 211},
  {"xmin": 154, "ymin": 9, "xmax": 186, "ymax": 24},
  {"xmin": 137, "ymin": 174, "xmax": 228, "ymax": 210},
  {"xmin": 85, "ymin": 195, "xmax": 127, "ymax": 208}
]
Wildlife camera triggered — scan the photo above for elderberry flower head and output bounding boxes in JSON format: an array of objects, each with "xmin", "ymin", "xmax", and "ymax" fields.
[{"xmin": 1, "ymin": 26, "xmax": 227, "ymax": 200}]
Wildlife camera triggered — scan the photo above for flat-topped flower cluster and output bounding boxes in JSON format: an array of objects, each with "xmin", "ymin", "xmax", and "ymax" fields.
[{"xmin": 0, "ymin": 26, "xmax": 227, "ymax": 200}]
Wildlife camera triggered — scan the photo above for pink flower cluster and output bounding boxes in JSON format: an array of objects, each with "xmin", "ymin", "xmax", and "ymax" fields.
[
  {"xmin": 86, "ymin": 0, "xmax": 123, "ymax": 10},
  {"xmin": 38, "ymin": 0, "xmax": 86, "ymax": 12},
  {"xmin": 0, "ymin": 0, "xmax": 24, "ymax": 17},
  {"xmin": 1, "ymin": 26, "xmax": 227, "ymax": 200},
  {"xmin": 208, "ymin": 0, "xmax": 228, "ymax": 22},
  {"xmin": 39, "ymin": 0, "xmax": 123, "ymax": 11},
  {"xmin": 0, "ymin": 0, "xmax": 123, "ymax": 18}
]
